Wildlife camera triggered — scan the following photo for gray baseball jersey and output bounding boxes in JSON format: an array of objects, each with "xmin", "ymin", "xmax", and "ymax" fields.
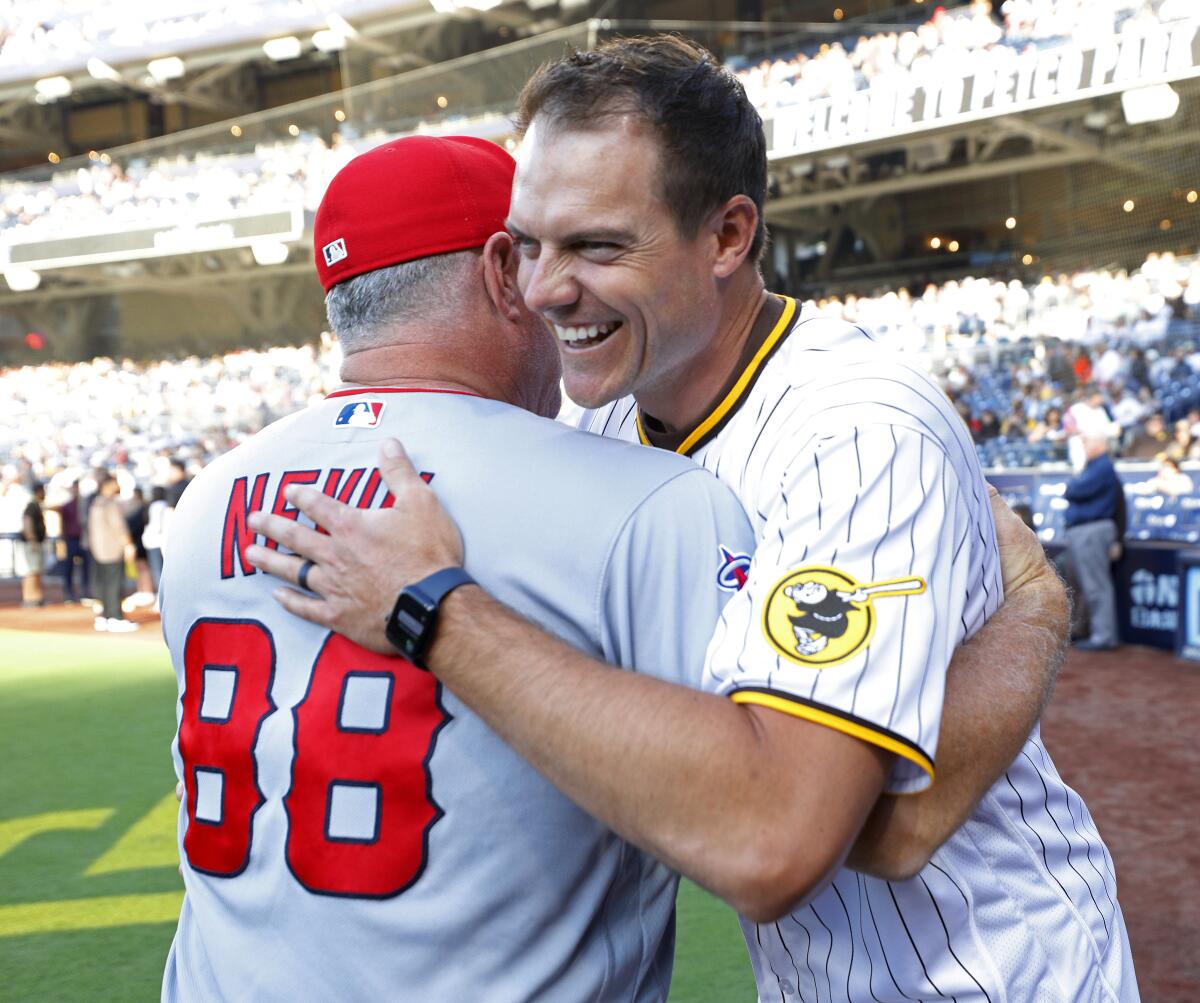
[
  {"xmin": 570, "ymin": 296, "xmax": 1138, "ymax": 1002},
  {"xmin": 160, "ymin": 387, "xmax": 754, "ymax": 1003}
]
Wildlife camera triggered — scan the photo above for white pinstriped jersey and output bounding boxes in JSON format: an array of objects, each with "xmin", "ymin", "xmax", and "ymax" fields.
[
  {"xmin": 160, "ymin": 389, "xmax": 755, "ymax": 1003},
  {"xmin": 570, "ymin": 296, "xmax": 1139, "ymax": 1003}
]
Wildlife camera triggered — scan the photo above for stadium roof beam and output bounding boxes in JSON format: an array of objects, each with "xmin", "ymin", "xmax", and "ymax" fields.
[
  {"xmin": 993, "ymin": 115, "xmax": 1153, "ymax": 179},
  {"xmin": 766, "ymin": 124, "xmax": 1200, "ymax": 217},
  {"xmin": 0, "ymin": 260, "xmax": 316, "ymax": 307}
]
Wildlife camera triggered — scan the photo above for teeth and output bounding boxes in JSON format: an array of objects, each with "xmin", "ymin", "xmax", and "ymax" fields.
[{"xmin": 553, "ymin": 321, "xmax": 619, "ymax": 343}]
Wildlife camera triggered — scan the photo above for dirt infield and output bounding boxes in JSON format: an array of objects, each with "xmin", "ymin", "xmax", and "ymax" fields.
[
  {"xmin": 0, "ymin": 582, "xmax": 161, "ymax": 639},
  {"xmin": 1, "ymin": 588, "xmax": 1196, "ymax": 998},
  {"xmin": 1041, "ymin": 644, "xmax": 1199, "ymax": 1000}
]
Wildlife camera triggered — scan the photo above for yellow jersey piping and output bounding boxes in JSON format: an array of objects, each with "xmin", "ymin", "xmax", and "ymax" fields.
[
  {"xmin": 637, "ymin": 295, "xmax": 798, "ymax": 456},
  {"xmin": 729, "ymin": 687, "xmax": 935, "ymax": 783}
]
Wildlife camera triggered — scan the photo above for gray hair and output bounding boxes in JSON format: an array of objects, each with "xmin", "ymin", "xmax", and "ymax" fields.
[{"xmin": 325, "ymin": 250, "xmax": 477, "ymax": 353}]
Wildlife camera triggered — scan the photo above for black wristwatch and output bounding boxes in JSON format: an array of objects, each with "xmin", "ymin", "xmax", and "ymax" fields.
[{"xmin": 385, "ymin": 567, "xmax": 476, "ymax": 667}]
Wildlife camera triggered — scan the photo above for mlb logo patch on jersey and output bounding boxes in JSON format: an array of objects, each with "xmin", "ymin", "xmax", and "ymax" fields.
[
  {"xmin": 717, "ymin": 546, "xmax": 752, "ymax": 592},
  {"xmin": 334, "ymin": 400, "xmax": 385, "ymax": 428},
  {"xmin": 322, "ymin": 238, "xmax": 348, "ymax": 266}
]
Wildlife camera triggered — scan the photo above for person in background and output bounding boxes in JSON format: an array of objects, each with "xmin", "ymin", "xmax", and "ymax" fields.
[
  {"xmin": 1167, "ymin": 418, "xmax": 1200, "ymax": 462},
  {"xmin": 124, "ymin": 486, "xmax": 156, "ymax": 607},
  {"xmin": 1125, "ymin": 411, "xmax": 1171, "ymax": 459},
  {"xmin": 1130, "ymin": 454, "xmax": 1195, "ymax": 497},
  {"xmin": 142, "ymin": 485, "xmax": 169, "ymax": 594},
  {"xmin": 1063, "ymin": 433, "xmax": 1123, "ymax": 652},
  {"xmin": 87, "ymin": 473, "xmax": 138, "ymax": 633},
  {"xmin": 1028, "ymin": 405, "xmax": 1066, "ymax": 443},
  {"xmin": 17, "ymin": 483, "xmax": 46, "ymax": 608},
  {"xmin": 165, "ymin": 458, "xmax": 190, "ymax": 508},
  {"xmin": 974, "ymin": 407, "xmax": 1001, "ymax": 440},
  {"xmin": 54, "ymin": 481, "xmax": 88, "ymax": 603}
]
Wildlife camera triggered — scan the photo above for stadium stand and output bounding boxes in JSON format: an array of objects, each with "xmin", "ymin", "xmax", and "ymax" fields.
[{"xmin": 733, "ymin": 0, "xmax": 1192, "ymax": 112}]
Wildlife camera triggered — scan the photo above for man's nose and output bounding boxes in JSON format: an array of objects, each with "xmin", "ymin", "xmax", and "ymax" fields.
[{"xmin": 521, "ymin": 252, "xmax": 579, "ymax": 317}]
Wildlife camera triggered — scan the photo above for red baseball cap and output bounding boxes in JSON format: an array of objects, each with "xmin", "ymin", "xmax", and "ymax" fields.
[{"xmin": 313, "ymin": 135, "xmax": 516, "ymax": 293}]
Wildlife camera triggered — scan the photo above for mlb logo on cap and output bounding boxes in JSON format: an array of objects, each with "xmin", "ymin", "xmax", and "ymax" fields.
[
  {"xmin": 334, "ymin": 401, "xmax": 385, "ymax": 428},
  {"xmin": 323, "ymin": 238, "xmax": 348, "ymax": 266}
]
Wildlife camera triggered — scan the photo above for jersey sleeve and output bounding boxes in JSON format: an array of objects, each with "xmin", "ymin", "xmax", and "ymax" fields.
[
  {"xmin": 704, "ymin": 423, "xmax": 979, "ymax": 794},
  {"xmin": 598, "ymin": 467, "xmax": 756, "ymax": 689}
]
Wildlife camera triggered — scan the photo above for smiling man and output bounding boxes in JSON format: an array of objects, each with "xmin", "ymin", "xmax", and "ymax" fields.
[{"xmin": 249, "ymin": 37, "xmax": 1136, "ymax": 1003}]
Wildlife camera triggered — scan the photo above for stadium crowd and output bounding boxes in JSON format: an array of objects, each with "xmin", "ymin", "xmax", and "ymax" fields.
[
  {"xmin": 734, "ymin": 0, "xmax": 1195, "ymax": 112},
  {"xmin": 2, "ymin": 253, "xmax": 1198, "ymax": 614},
  {"xmin": 0, "ymin": 338, "xmax": 341, "ymax": 624},
  {"xmin": 0, "ymin": 252, "xmax": 1195, "ymax": 503},
  {"xmin": 6, "ymin": 0, "xmax": 1197, "ymax": 247},
  {"xmin": 0, "ymin": 0, "xmax": 385, "ymax": 78},
  {"xmin": 0, "ymin": 134, "xmax": 360, "ymax": 241}
]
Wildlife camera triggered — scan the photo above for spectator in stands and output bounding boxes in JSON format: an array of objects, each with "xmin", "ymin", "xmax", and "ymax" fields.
[
  {"xmin": 1110, "ymin": 384, "xmax": 1146, "ymax": 431},
  {"xmin": 165, "ymin": 458, "xmax": 191, "ymax": 508},
  {"xmin": 1130, "ymin": 455, "xmax": 1195, "ymax": 497},
  {"xmin": 17, "ymin": 482, "xmax": 46, "ymax": 608},
  {"xmin": 974, "ymin": 408, "xmax": 1001, "ymax": 441},
  {"xmin": 1166, "ymin": 418, "xmax": 1200, "ymax": 462},
  {"xmin": 1125, "ymin": 411, "xmax": 1171, "ymax": 459},
  {"xmin": 1029, "ymin": 406, "xmax": 1066, "ymax": 443},
  {"xmin": 1000, "ymin": 400, "xmax": 1030, "ymax": 439},
  {"xmin": 1063, "ymin": 434, "xmax": 1123, "ymax": 651},
  {"xmin": 52, "ymin": 480, "xmax": 87, "ymax": 602},
  {"xmin": 1072, "ymin": 348, "xmax": 1093, "ymax": 387},
  {"xmin": 87, "ymin": 473, "xmax": 137, "ymax": 633},
  {"xmin": 142, "ymin": 485, "xmax": 169, "ymax": 593},
  {"xmin": 1128, "ymin": 348, "xmax": 1150, "ymax": 389}
]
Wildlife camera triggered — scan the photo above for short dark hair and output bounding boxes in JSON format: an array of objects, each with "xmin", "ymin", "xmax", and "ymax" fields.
[{"xmin": 516, "ymin": 35, "xmax": 768, "ymax": 262}]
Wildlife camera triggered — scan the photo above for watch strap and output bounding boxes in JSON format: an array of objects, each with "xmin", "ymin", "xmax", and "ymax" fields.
[
  {"xmin": 386, "ymin": 566, "xmax": 475, "ymax": 666},
  {"xmin": 408, "ymin": 566, "xmax": 476, "ymax": 607}
]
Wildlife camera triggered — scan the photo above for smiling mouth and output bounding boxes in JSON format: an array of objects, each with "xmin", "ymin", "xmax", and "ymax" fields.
[{"xmin": 552, "ymin": 321, "xmax": 621, "ymax": 349}]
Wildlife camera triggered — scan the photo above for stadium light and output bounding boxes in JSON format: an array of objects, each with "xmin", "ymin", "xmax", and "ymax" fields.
[
  {"xmin": 251, "ymin": 240, "xmax": 290, "ymax": 266},
  {"xmin": 4, "ymin": 268, "xmax": 41, "ymax": 292},
  {"xmin": 312, "ymin": 29, "xmax": 346, "ymax": 53},
  {"xmin": 148, "ymin": 57, "xmax": 185, "ymax": 82},
  {"xmin": 428, "ymin": 0, "xmax": 503, "ymax": 12},
  {"xmin": 326, "ymin": 13, "xmax": 359, "ymax": 38},
  {"xmin": 263, "ymin": 36, "xmax": 303, "ymax": 61},
  {"xmin": 1005, "ymin": 216, "xmax": 1017, "ymax": 230},
  {"xmin": 1121, "ymin": 83, "xmax": 1180, "ymax": 126},
  {"xmin": 34, "ymin": 76, "xmax": 72, "ymax": 102},
  {"xmin": 87, "ymin": 58, "xmax": 123, "ymax": 82}
]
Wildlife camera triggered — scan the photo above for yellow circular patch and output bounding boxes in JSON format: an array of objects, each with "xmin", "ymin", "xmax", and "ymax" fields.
[{"xmin": 762, "ymin": 565, "xmax": 925, "ymax": 668}]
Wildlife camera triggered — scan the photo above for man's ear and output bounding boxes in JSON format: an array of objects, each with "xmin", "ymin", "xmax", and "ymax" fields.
[
  {"xmin": 482, "ymin": 231, "xmax": 523, "ymax": 323},
  {"xmin": 707, "ymin": 195, "xmax": 759, "ymax": 279}
]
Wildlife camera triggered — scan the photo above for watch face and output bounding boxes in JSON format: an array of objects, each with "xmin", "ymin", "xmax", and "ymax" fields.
[{"xmin": 387, "ymin": 590, "xmax": 437, "ymax": 661}]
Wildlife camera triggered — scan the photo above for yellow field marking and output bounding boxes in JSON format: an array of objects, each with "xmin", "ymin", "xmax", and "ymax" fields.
[
  {"xmin": 0, "ymin": 892, "xmax": 184, "ymax": 937},
  {"xmin": 0, "ymin": 809, "xmax": 114, "ymax": 861},
  {"xmin": 86, "ymin": 793, "xmax": 180, "ymax": 876}
]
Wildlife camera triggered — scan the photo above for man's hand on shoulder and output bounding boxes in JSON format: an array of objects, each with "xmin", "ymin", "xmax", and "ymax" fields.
[{"xmin": 246, "ymin": 439, "xmax": 464, "ymax": 653}]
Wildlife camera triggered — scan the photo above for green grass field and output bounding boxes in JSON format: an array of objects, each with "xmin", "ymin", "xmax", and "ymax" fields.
[{"xmin": 0, "ymin": 628, "xmax": 753, "ymax": 1002}]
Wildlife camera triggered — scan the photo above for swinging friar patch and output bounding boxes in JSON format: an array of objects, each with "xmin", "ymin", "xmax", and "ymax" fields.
[{"xmin": 762, "ymin": 565, "xmax": 926, "ymax": 667}]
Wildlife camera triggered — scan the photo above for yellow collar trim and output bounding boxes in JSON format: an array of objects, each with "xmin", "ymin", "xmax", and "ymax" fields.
[{"xmin": 637, "ymin": 295, "xmax": 797, "ymax": 455}]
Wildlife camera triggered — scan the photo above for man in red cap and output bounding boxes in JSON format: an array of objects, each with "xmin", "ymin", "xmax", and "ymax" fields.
[{"xmin": 161, "ymin": 133, "xmax": 757, "ymax": 1001}]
